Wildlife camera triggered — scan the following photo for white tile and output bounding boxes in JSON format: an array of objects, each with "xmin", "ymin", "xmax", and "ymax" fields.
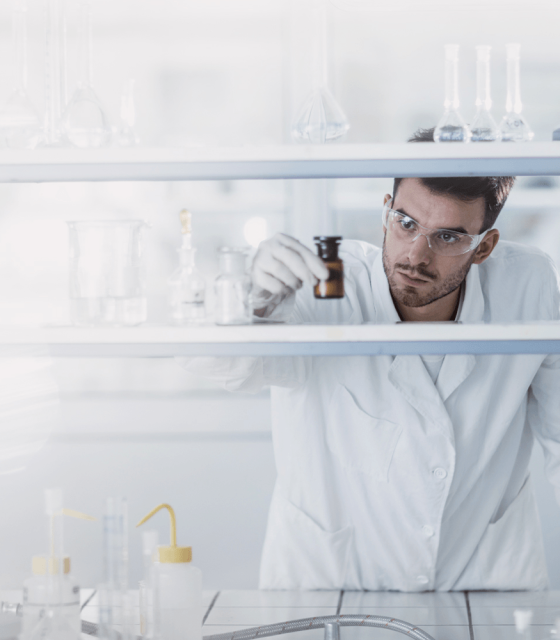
[
  {"xmin": 474, "ymin": 626, "xmax": 554, "ymax": 640},
  {"xmin": 206, "ymin": 607, "xmax": 337, "ymax": 626},
  {"xmin": 340, "ymin": 606, "xmax": 468, "ymax": 626},
  {"xmin": 215, "ymin": 590, "xmax": 340, "ymax": 608},
  {"xmin": 343, "ymin": 624, "xmax": 471, "ymax": 640},
  {"xmin": 203, "ymin": 625, "xmax": 324, "ymax": 640},
  {"xmin": 342, "ymin": 591, "xmax": 466, "ymax": 608},
  {"xmin": 471, "ymin": 607, "xmax": 560, "ymax": 626},
  {"xmin": 468, "ymin": 591, "xmax": 560, "ymax": 608}
]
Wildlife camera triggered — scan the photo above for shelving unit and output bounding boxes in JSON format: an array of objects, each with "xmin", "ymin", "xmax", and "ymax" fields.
[
  {"xmin": 4, "ymin": 143, "xmax": 560, "ymax": 356},
  {"xmin": 1, "ymin": 142, "xmax": 560, "ymax": 182},
  {"xmin": 4, "ymin": 323, "xmax": 560, "ymax": 357}
]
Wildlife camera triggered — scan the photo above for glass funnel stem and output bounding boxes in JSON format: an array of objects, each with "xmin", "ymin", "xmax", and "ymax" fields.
[
  {"xmin": 312, "ymin": 0, "xmax": 328, "ymax": 88},
  {"xmin": 505, "ymin": 43, "xmax": 522, "ymax": 114},
  {"xmin": 475, "ymin": 45, "xmax": 492, "ymax": 111},
  {"xmin": 12, "ymin": 0, "xmax": 27, "ymax": 92},
  {"xmin": 443, "ymin": 44, "xmax": 460, "ymax": 110},
  {"xmin": 77, "ymin": 0, "xmax": 93, "ymax": 87}
]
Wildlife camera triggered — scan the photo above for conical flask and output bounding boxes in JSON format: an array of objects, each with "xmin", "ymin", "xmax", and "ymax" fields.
[
  {"xmin": 291, "ymin": 0, "xmax": 349, "ymax": 143},
  {"xmin": 434, "ymin": 44, "xmax": 471, "ymax": 143},
  {"xmin": 63, "ymin": 0, "xmax": 111, "ymax": 147},
  {"xmin": 499, "ymin": 43, "xmax": 533, "ymax": 142},
  {"xmin": 0, "ymin": 0, "xmax": 41, "ymax": 149},
  {"xmin": 471, "ymin": 46, "xmax": 501, "ymax": 142}
]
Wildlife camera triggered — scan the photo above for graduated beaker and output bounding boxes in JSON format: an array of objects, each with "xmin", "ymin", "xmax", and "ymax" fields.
[{"xmin": 67, "ymin": 220, "xmax": 149, "ymax": 326}]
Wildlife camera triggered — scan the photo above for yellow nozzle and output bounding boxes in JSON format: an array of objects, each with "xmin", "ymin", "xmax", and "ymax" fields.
[
  {"xmin": 180, "ymin": 209, "xmax": 192, "ymax": 235},
  {"xmin": 61, "ymin": 508, "xmax": 96, "ymax": 521},
  {"xmin": 137, "ymin": 503, "xmax": 192, "ymax": 564}
]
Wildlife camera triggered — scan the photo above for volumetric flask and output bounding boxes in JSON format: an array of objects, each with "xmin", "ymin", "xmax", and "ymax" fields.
[{"xmin": 67, "ymin": 220, "xmax": 148, "ymax": 326}]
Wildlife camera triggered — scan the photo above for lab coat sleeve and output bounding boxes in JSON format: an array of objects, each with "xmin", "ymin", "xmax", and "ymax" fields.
[
  {"xmin": 527, "ymin": 260, "xmax": 560, "ymax": 504},
  {"xmin": 177, "ymin": 292, "xmax": 311, "ymax": 393}
]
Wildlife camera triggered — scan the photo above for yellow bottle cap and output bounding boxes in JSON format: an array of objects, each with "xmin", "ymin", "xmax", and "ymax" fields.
[
  {"xmin": 32, "ymin": 555, "xmax": 71, "ymax": 575},
  {"xmin": 180, "ymin": 209, "xmax": 192, "ymax": 235},
  {"xmin": 137, "ymin": 503, "xmax": 192, "ymax": 564}
]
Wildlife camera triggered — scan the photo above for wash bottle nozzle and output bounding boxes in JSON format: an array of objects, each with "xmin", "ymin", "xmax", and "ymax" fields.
[{"xmin": 137, "ymin": 503, "xmax": 192, "ymax": 563}]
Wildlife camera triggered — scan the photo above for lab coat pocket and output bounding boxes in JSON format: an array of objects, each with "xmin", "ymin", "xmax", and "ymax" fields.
[
  {"xmin": 260, "ymin": 491, "xmax": 353, "ymax": 590},
  {"xmin": 326, "ymin": 385, "xmax": 403, "ymax": 482},
  {"xmin": 456, "ymin": 477, "xmax": 548, "ymax": 590}
]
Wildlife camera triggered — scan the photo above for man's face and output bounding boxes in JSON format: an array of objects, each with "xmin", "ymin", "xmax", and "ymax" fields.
[{"xmin": 382, "ymin": 178, "xmax": 486, "ymax": 309}]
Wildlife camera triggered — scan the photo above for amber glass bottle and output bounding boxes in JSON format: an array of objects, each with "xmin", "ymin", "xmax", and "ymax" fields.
[{"xmin": 313, "ymin": 236, "xmax": 344, "ymax": 299}]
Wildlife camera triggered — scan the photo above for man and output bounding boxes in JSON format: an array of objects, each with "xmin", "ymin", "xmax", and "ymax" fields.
[{"xmin": 183, "ymin": 129, "xmax": 560, "ymax": 591}]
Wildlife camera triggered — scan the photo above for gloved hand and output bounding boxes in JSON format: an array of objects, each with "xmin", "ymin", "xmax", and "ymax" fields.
[{"xmin": 251, "ymin": 233, "xmax": 330, "ymax": 317}]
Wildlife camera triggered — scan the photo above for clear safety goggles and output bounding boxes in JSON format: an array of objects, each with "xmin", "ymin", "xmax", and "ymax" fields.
[{"xmin": 382, "ymin": 199, "xmax": 490, "ymax": 257}]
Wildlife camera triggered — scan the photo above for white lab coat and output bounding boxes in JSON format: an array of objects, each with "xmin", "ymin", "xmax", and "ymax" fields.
[{"xmin": 180, "ymin": 240, "xmax": 560, "ymax": 591}]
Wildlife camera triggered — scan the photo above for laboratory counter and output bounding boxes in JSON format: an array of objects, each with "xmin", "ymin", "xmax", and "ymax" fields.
[{"xmin": 3, "ymin": 588, "xmax": 560, "ymax": 640}]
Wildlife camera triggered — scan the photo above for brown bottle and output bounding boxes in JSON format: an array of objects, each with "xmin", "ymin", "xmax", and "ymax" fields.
[{"xmin": 313, "ymin": 236, "xmax": 344, "ymax": 299}]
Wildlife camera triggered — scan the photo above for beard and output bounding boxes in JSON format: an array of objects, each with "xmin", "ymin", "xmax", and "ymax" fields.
[{"xmin": 382, "ymin": 237, "xmax": 474, "ymax": 309}]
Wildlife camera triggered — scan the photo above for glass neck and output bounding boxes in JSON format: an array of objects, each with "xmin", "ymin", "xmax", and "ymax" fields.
[
  {"xmin": 312, "ymin": 0, "xmax": 328, "ymax": 88},
  {"xmin": 505, "ymin": 55, "xmax": 522, "ymax": 114},
  {"xmin": 77, "ymin": 0, "xmax": 93, "ymax": 88},
  {"xmin": 475, "ymin": 50, "xmax": 492, "ymax": 111},
  {"xmin": 444, "ymin": 53, "xmax": 460, "ymax": 111},
  {"xmin": 13, "ymin": 0, "xmax": 27, "ymax": 92}
]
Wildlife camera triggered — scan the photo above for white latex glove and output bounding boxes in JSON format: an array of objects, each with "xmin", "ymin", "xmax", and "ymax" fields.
[{"xmin": 251, "ymin": 233, "xmax": 330, "ymax": 317}]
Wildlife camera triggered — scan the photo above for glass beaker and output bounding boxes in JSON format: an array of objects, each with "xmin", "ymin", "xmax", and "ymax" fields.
[
  {"xmin": 67, "ymin": 220, "xmax": 149, "ymax": 326},
  {"xmin": 214, "ymin": 248, "xmax": 251, "ymax": 325}
]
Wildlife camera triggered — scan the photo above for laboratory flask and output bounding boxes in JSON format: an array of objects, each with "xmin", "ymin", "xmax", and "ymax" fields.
[
  {"xmin": 67, "ymin": 220, "xmax": 148, "ymax": 326},
  {"xmin": 214, "ymin": 248, "xmax": 251, "ymax": 325},
  {"xmin": 434, "ymin": 44, "xmax": 471, "ymax": 143},
  {"xmin": 499, "ymin": 44, "xmax": 533, "ymax": 142}
]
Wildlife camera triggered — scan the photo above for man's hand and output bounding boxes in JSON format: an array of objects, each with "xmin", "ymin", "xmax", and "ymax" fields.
[{"xmin": 251, "ymin": 233, "xmax": 330, "ymax": 316}]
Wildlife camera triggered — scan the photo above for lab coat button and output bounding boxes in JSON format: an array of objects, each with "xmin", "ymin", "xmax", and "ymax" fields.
[
  {"xmin": 416, "ymin": 575, "xmax": 429, "ymax": 585},
  {"xmin": 422, "ymin": 525, "xmax": 434, "ymax": 538},
  {"xmin": 433, "ymin": 468, "xmax": 447, "ymax": 480}
]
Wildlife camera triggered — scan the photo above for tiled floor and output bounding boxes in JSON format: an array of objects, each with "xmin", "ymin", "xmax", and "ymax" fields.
[{"xmin": 3, "ymin": 588, "xmax": 560, "ymax": 640}]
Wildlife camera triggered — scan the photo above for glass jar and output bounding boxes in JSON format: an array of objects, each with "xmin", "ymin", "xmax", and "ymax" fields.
[
  {"xmin": 214, "ymin": 248, "xmax": 252, "ymax": 325},
  {"xmin": 313, "ymin": 236, "xmax": 344, "ymax": 299}
]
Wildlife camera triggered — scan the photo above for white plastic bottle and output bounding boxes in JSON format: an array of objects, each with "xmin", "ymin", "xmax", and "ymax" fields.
[
  {"xmin": 137, "ymin": 503, "xmax": 202, "ymax": 640},
  {"xmin": 21, "ymin": 556, "xmax": 80, "ymax": 640}
]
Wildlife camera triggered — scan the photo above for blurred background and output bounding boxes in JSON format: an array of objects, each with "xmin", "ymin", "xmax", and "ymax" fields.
[{"xmin": 0, "ymin": 0, "xmax": 560, "ymax": 591}]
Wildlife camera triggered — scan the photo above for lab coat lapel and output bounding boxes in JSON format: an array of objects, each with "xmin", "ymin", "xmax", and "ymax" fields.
[
  {"xmin": 371, "ymin": 253, "xmax": 454, "ymax": 435},
  {"xmin": 436, "ymin": 264, "xmax": 484, "ymax": 402}
]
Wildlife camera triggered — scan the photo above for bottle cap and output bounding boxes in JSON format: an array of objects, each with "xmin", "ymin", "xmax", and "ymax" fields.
[
  {"xmin": 137, "ymin": 504, "xmax": 192, "ymax": 564},
  {"xmin": 180, "ymin": 209, "xmax": 192, "ymax": 235},
  {"xmin": 32, "ymin": 555, "xmax": 71, "ymax": 575}
]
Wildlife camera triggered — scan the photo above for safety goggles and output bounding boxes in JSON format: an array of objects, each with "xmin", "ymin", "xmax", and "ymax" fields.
[{"xmin": 382, "ymin": 199, "xmax": 490, "ymax": 257}]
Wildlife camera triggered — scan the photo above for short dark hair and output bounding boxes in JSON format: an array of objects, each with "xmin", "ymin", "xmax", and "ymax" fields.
[{"xmin": 392, "ymin": 127, "xmax": 515, "ymax": 232}]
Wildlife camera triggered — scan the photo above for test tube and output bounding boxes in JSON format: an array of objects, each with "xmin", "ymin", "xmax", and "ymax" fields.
[
  {"xmin": 434, "ymin": 44, "xmax": 471, "ymax": 143},
  {"xmin": 470, "ymin": 46, "xmax": 501, "ymax": 142},
  {"xmin": 499, "ymin": 44, "xmax": 533, "ymax": 142}
]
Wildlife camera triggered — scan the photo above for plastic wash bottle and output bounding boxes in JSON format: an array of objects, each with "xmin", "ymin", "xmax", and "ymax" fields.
[{"xmin": 137, "ymin": 503, "xmax": 202, "ymax": 640}]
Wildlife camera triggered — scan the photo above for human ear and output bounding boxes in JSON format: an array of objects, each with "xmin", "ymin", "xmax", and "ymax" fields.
[{"xmin": 472, "ymin": 229, "xmax": 500, "ymax": 265}]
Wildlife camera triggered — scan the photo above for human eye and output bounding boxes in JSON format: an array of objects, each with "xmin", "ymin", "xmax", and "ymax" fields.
[
  {"xmin": 437, "ymin": 230, "xmax": 461, "ymax": 244},
  {"xmin": 397, "ymin": 214, "xmax": 417, "ymax": 231}
]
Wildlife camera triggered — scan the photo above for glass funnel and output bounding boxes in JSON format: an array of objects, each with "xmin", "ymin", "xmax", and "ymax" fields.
[
  {"xmin": 470, "ymin": 45, "xmax": 501, "ymax": 142},
  {"xmin": 0, "ymin": 0, "xmax": 42, "ymax": 149},
  {"xmin": 434, "ymin": 44, "xmax": 471, "ymax": 143},
  {"xmin": 63, "ymin": 0, "xmax": 111, "ymax": 148},
  {"xmin": 67, "ymin": 220, "xmax": 149, "ymax": 326},
  {"xmin": 499, "ymin": 43, "xmax": 533, "ymax": 142},
  {"xmin": 291, "ymin": 0, "xmax": 349, "ymax": 143}
]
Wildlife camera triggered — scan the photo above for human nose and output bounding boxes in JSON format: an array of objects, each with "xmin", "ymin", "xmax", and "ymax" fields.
[{"xmin": 407, "ymin": 232, "xmax": 433, "ymax": 265}]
